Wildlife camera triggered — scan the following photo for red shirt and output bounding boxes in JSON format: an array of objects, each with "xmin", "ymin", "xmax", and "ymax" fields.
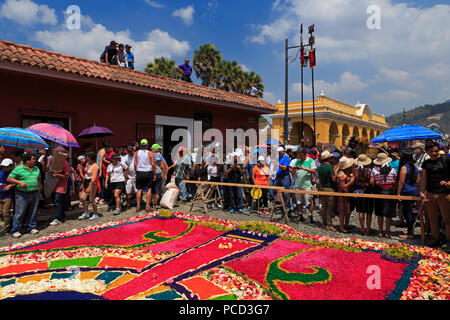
[{"xmin": 55, "ymin": 161, "xmax": 71, "ymax": 194}]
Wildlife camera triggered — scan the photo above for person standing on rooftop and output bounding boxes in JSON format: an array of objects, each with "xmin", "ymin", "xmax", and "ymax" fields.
[
  {"xmin": 125, "ymin": 45, "xmax": 135, "ymax": 70},
  {"xmin": 177, "ymin": 58, "xmax": 193, "ymax": 82}
]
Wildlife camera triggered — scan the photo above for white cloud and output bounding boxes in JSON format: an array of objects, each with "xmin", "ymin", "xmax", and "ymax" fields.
[
  {"xmin": 251, "ymin": 0, "xmax": 450, "ymax": 114},
  {"xmin": 240, "ymin": 64, "xmax": 250, "ymax": 72},
  {"xmin": 35, "ymin": 17, "xmax": 190, "ymax": 71},
  {"xmin": 378, "ymin": 68, "xmax": 411, "ymax": 83},
  {"xmin": 292, "ymin": 71, "xmax": 370, "ymax": 98},
  {"xmin": 144, "ymin": 0, "xmax": 164, "ymax": 8},
  {"xmin": 0, "ymin": 0, "xmax": 57, "ymax": 25},
  {"xmin": 172, "ymin": 5, "xmax": 195, "ymax": 25},
  {"xmin": 263, "ymin": 91, "xmax": 278, "ymax": 106}
]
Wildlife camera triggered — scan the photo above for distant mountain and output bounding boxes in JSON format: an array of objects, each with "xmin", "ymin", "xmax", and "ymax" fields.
[{"xmin": 386, "ymin": 100, "xmax": 450, "ymax": 136}]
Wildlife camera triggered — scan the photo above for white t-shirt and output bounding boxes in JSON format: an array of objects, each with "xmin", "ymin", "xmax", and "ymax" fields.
[
  {"xmin": 122, "ymin": 154, "xmax": 135, "ymax": 177},
  {"xmin": 107, "ymin": 163, "xmax": 127, "ymax": 183},
  {"xmin": 207, "ymin": 164, "xmax": 219, "ymax": 178}
]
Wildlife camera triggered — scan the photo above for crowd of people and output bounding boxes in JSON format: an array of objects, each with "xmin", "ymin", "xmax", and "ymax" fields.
[{"xmin": 0, "ymin": 138, "xmax": 448, "ymax": 251}]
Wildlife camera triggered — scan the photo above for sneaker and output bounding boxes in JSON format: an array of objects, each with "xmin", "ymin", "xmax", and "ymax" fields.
[
  {"xmin": 30, "ymin": 229, "xmax": 39, "ymax": 235},
  {"xmin": 211, "ymin": 203, "xmax": 216, "ymax": 208},
  {"xmin": 99, "ymin": 199, "xmax": 105, "ymax": 204},
  {"xmin": 49, "ymin": 219, "xmax": 62, "ymax": 226},
  {"xmin": 12, "ymin": 232, "xmax": 22, "ymax": 238},
  {"xmin": 89, "ymin": 214, "xmax": 100, "ymax": 220},
  {"xmin": 230, "ymin": 209, "xmax": 235, "ymax": 214},
  {"xmin": 78, "ymin": 213, "xmax": 90, "ymax": 220},
  {"xmin": 113, "ymin": 208, "xmax": 122, "ymax": 216},
  {"xmin": 216, "ymin": 203, "xmax": 222, "ymax": 209},
  {"xmin": 247, "ymin": 206, "xmax": 251, "ymax": 211},
  {"xmin": 238, "ymin": 209, "xmax": 244, "ymax": 214},
  {"xmin": 263, "ymin": 210, "xmax": 270, "ymax": 215}
]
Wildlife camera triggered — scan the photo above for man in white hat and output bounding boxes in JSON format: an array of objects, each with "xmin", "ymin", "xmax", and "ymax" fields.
[
  {"xmin": 317, "ymin": 151, "xmax": 338, "ymax": 231},
  {"xmin": 412, "ymin": 143, "xmax": 430, "ymax": 173},
  {"xmin": 0, "ymin": 159, "xmax": 15, "ymax": 233},
  {"xmin": 291, "ymin": 148, "xmax": 317, "ymax": 223}
]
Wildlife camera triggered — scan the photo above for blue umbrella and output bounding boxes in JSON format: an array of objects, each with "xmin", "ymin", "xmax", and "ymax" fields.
[
  {"xmin": 372, "ymin": 125, "xmax": 442, "ymax": 143},
  {"xmin": 0, "ymin": 127, "xmax": 49, "ymax": 150},
  {"xmin": 266, "ymin": 138, "xmax": 282, "ymax": 146}
]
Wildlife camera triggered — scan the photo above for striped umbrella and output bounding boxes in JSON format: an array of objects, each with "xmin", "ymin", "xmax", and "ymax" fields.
[
  {"xmin": 27, "ymin": 123, "xmax": 79, "ymax": 148},
  {"xmin": 0, "ymin": 127, "xmax": 49, "ymax": 150}
]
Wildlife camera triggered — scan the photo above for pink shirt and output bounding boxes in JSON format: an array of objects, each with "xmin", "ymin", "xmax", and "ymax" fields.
[{"xmin": 55, "ymin": 161, "xmax": 71, "ymax": 194}]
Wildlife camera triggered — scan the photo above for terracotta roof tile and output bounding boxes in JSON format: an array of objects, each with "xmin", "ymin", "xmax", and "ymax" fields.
[{"xmin": 0, "ymin": 40, "xmax": 276, "ymax": 112}]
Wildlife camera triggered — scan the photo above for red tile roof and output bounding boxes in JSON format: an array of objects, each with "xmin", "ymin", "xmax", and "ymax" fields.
[{"xmin": 0, "ymin": 40, "xmax": 276, "ymax": 112}]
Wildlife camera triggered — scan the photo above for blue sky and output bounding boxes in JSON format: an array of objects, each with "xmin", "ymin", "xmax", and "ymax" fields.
[{"xmin": 1, "ymin": 0, "xmax": 449, "ymax": 117}]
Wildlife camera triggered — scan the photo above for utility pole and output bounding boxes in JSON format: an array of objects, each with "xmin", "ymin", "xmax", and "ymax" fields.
[{"xmin": 308, "ymin": 24, "xmax": 317, "ymax": 146}]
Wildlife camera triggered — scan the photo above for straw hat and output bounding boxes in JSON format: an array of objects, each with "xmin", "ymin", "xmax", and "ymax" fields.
[
  {"xmin": 412, "ymin": 143, "xmax": 425, "ymax": 152},
  {"xmin": 354, "ymin": 154, "xmax": 372, "ymax": 167},
  {"xmin": 439, "ymin": 150, "xmax": 445, "ymax": 155},
  {"xmin": 373, "ymin": 153, "xmax": 392, "ymax": 166},
  {"xmin": 338, "ymin": 157, "xmax": 354, "ymax": 170},
  {"xmin": 320, "ymin": 150, "xmax": 332, "ymax": 160}
]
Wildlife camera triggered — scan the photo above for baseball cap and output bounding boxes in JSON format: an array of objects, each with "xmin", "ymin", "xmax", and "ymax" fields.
[
  {"xmin": 125, "ymin": 44, "xmax": 132, "ymax": 48},
  {"xmin": 179, "ymin": 147, "xmax": 185, "ymax": 152},
  {"xmin": 127, "ymin": 146, "xmax": 134, "ymax": 152},
  {"xmin": 140, "ymin": 139, "xmax": 148, "ymax": 146},
  {"xmin": 277, "ymin": 147, "xmax": 285, "ymax": 152},
  {"xmin": 111, "ymin": 154, "xmax": 121, "ymax": 160},
  {"xmin": 258, "ymin": 156, "xmax": 265, "ymax": 163},
  {"xmin": 77, "ymin": 155, "xmax": 85, "ymax": 161},
  {"xmin": 0, "ymin": 158, "xmax": 13, "ymax": 167},
  {"xmin": 151, "ymin": 144, "xmax": 162, "ymax": 150}
]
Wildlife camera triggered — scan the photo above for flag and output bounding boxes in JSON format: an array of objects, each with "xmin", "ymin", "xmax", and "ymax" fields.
[
  {"xmin": 309, "ymin": 49, "xmax": 316, "ymax": 69},
  {"xmin": 300, "ymin": 46, "xmax": 305, "ymax": 67}
]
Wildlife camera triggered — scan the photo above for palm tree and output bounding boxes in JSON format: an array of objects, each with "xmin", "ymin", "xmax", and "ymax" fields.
[
  {"xmin": 240, "ymin": 71, "xmax": 264, "ymax": 98},
  {"xmin": 145, "ymin": 57, "xmax": 181, "ymax": 79},
  {"xmin": 193, "ymin": 44, "xmax": 222, "ymax": 87},
  {"xmin": 212, "ymin": 60, "xmax": 243, "ymax": 92}
]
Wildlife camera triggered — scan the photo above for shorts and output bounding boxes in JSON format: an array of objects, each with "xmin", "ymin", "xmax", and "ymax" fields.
[
  {"xmin": 126, "ymin": 177, "xmax": 137, "ymax": 195},
  {"xmin": 136, "ymin": 171, "xmax": 154, "ymax": 191},
  {"xmin": 295, "ymin": 187, "xmax": 313, "ymax": 206},
  {"xmin": 110, "ymin": 181, "xmax": 125, "ymax": 191}
]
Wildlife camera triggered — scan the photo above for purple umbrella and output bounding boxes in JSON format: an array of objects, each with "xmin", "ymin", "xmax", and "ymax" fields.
[{"xmin": 78, "ymin": 124, "xmax": 114, "ymax": 151}]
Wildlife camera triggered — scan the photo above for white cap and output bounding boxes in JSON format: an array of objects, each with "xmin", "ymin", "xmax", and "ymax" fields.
[
  {"xmin": 277, "ymin": 147, "xmax": 284, "ymax": 152},
  {"xmin": 77, "ymin": 155, "xmax": 85, "ymax": 161},
  {"xmin": 0, "ymin": 158, "xmax": 13, "ymax": 167},
  {"xmin": 258, "ymin": 156, "xmax": 265, "ymax": 163}
]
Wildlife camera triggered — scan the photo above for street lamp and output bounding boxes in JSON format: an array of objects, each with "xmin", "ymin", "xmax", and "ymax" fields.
[{"xmin": 308, "ymin": 24, "xmax": 317, "ymax": 146}]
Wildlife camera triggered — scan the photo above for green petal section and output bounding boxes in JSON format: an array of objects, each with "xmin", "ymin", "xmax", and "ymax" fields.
[{"xmin": 49, "ymin": 257, "xmax": 102, "ymax": 270}]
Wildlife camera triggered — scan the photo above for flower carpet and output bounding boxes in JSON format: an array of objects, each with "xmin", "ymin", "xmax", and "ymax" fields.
[{"xmin": 0, "ymin": 211, "xmax": 448, "ymax": 300}]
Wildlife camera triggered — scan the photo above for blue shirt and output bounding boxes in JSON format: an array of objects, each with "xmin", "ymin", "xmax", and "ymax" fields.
[
  {"xmin": 0, "ymin": 170, "xmax": 13, "ymax": 200},
  {"xmin": 249, "ymin": 87, "xmax": 258, "ymax": 96},
  {"xmin": 178, "ymin": 64, "xmax": 192, "ymax": 77},
  {"xmin": 277, "ymin": 155, "xmax": 291, "ymax": 177},
  {"xmin": 154, "ymin": 153, "xmax": 167, "ymax": 175},
  {"xmin": 126, "ymin": 52, "xmax": 135, "ymax": 69}
]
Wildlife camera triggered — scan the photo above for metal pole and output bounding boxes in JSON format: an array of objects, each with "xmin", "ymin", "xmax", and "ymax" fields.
[
  {"xmin": 301, "ymin": 56, "xmax": 304, "ymax": 147},
  {"xmin": 311, "ymin": 67, "xmax": 316, "ymax": 146},
  {"xmin": 284, "ymin": 38, "xmax": 289, "ymax": 146}
]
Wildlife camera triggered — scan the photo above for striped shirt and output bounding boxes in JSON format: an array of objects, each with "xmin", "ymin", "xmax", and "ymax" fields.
[{"xmin": 9, "ymin": 164, "xmax": 40, "ymax": 192}]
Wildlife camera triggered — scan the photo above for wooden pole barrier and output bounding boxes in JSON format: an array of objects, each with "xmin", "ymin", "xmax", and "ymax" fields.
[{"xmin": 183, "ymin": 180, "xmax": 421, "ymax": 201}]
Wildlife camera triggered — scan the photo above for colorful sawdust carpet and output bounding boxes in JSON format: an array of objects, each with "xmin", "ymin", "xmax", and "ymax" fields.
[{"xmin": 0, "ymin": 212, "xmax": 448, "ymax": 300}]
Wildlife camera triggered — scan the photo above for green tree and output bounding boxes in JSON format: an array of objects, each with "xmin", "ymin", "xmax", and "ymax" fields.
[
  {"xmin": 145, "ymin": 57, "xmax": 181, "ymax": 79},
  {"xmin": 212, "ymin": 60, "xmax": 243, "ymax": 92},
  {"xmin": 239, "ymin": 71, "xmax": 264, "ymax": 98},
  {"xmin": 193, "ymin": 44, "xmax": 222, "ymax": 87}
]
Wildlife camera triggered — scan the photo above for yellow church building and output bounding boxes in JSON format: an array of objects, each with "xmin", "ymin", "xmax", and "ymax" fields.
[{"xmin": 270, "ymin": 92, "xmax": 389, "ymax": 146}]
